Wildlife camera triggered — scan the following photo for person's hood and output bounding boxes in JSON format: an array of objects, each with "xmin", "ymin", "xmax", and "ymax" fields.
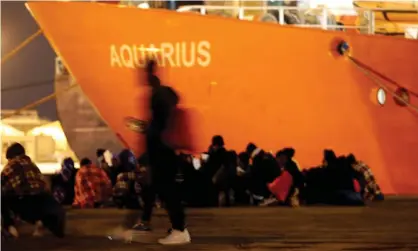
[
  {"xmin": 103, "ymin": 150, "xmax": 113, "ymax": 166},
  {"xmin": 250, "ymin": 148, "xmax": 262, "ymax": 159}
]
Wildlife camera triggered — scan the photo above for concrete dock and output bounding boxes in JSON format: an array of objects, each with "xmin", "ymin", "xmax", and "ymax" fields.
[{"xmin": 3, "ymin": 197, "xmax": 418, "ymax": 251}]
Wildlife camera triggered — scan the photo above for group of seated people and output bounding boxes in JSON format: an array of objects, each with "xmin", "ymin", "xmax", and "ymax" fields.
[
  {"xmin": 50, "ymin": 135, "xmax": 384, "ymax": 209},
  {"xmin": 1, "ymin": 136, "xmax": 384, "ymax": 239}
]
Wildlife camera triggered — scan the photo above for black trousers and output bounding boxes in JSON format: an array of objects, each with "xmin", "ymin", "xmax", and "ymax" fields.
[
  {"xmin": 141, "ymin": 129, "xmax": 185, "ymax": 231},
  {"xmin": 1, "ymin": 193, "xmax": 65, "ymax": 237},
  {"xmin": 141, "ymin": 181, "xmax": 185, "ymax": 231}
]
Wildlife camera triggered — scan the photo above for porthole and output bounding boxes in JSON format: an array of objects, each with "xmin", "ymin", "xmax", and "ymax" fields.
[{"xmin": 377, "ymin": 88, "xmax": 386, "ymax": 106}]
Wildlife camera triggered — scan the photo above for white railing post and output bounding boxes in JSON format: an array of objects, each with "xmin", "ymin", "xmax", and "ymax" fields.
[
  {"xmin": 174, "ymin": 5, "xmax": 400, "ymax": 36},
  {"xmin": 238, "ymin": 7, "xmax": 244, "ymax": 20},
  {"xmin": 321, "ymin": 7, "xmax": 328, "ymax": 30},
  {"xmin": 368, "ymin": 10, "xmax": 375, "ymax": 35},
  {"xmin": 278, "ymin": 7, "xmax": 285, "ymax": 25},
  {"xmin": 200, "ymin": 7, "xmax": 206, "ymax": 15}
]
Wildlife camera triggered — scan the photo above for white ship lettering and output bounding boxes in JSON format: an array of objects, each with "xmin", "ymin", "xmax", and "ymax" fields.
[{"xmin": 110, "ymin": 41, "xmax": 211, "ymax": 68}]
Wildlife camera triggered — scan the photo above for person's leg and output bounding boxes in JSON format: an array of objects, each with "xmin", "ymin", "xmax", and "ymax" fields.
[
  {"xmin": 334, "ymin": 190, "xmax": 365, "ymax": 206},
  {"xmin": 10, "ymin": 193, "xmax": 66, "ymax": 238},
  {"xmin": 118, "ymin": 185, "xmax": 156, "ymax": 243},
  {"xmin": 1, "ymin": 196, "xmax": 19, "ymax": 238},
  {"xmin": 37, "ymin": 193, "xmax": 66, "ymax": 238},
  {"xmin": 17, "ymin": 195, "xmax": 48, "ymax": 238},
  {"xmin": 158, "ymin": 145, "xmax": 186, "ymax": 229},
  {"xmin": 223, "ymin": 179, "xmax": 232, "ymax": 207},
  {"xmin": 14, "ymin": 196, "xmax": 40, "ymax": 224},
  {"xmin": 132, "ymin": 185, "xmax": 156, "ymax": 230},
  {"xmin": 157, "ymin": 181, "xmax": 185, "ymax": 231},
  {"xmin": 374, "ymin": 193, "xmax": 384, "ymax": 201},
  {"xmin": 5, "ymin": 195, "xmax": 46, "ymax": 238},
  {"xmin": 1, "ymin": 196, "xmax": 16, "ymax": 228},
  {"xmin": 155, "ymin": 180, "xmax": 190, "ymax": 245},
  {"xmin": 154, "ymin": 147, "xmax": 190, "ymax": 245}
]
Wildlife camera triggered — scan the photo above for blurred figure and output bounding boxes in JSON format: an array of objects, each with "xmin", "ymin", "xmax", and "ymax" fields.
[
  {"xmin": 128, "ymin": 59, "xmax": 190, "ymax": 245},
  {"xmin": 73, "ymin": 158, "xmax": 112, "ymax": 208},
  {"xmin": 1, "ymin": 143, "xmax": 65, "ymax": 239},
  {"xmin": 51, "ymin": 157, "xmax": 78, "ymax": 205}
]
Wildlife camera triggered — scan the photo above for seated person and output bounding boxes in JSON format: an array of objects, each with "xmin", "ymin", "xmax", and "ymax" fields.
[
  {"xmin": 113, "ymin": 150, "xmax": 145, "ymax": 209},
  {"xmin": 304, "ymin": 149, "xmax": 361, "ymax": 205},
  {"xmin": 275, "ymin": 149, "xmax": 304, "ymax": 207},
  {"xmin": 201, "ymin": 135, "xmax": 228, "ymax": 181},
  {"xmin": 73, "ymin": 158, "xmax": 112, "ymax": 208},
  {"xmin": 1, "ymin": 143, "xmax": 65, "ymax": 238},
  {"xmin": 246, "ymin": 143, "xmax": 280, "ymax": 204},
  {"xmin": 51, "ymin": 157, "xmax": 77, "ymax": 205},
  {"xmin": 325, "ymin": 155, "xmax": 364, "ymax": 206},
  {"xmin": 346, "ymin": 154, "xmax": 384, "ymax": 201}
]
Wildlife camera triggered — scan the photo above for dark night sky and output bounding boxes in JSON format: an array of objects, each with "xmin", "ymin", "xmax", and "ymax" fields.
[{"xmin": 1, "ymin": 1, "xmax": 57, "ymax": 120}]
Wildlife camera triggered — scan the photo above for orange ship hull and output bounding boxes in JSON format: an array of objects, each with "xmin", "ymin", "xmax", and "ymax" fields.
[{"xmin": 26, "ymin": 2, "xmax": 418, "ymax": 194}]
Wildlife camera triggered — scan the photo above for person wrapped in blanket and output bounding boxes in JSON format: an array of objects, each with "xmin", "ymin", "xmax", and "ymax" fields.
[
  {"xmin": 1, "ymin": 143, "xmax": 65, "ymax": 239},
  {"xmin": 51, "ymin": 157, "xmax": 77, "ymax": 205},
  {"xmin": 72, "ymin": 158, "xmax": 112, "ymax": 208},
  {"xmin": 346, "ymin": 153, "xmax": 384, "ymax": 201},
  {"xmin": 113, "ymin": 150, "xmax": 146, "ymax": 209}
]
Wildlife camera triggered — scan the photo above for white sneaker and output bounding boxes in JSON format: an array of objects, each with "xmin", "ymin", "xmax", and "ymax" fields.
[
  {"xmin": 158, "ymin": 229, "xmax": 191, "ymax": 245},
  {"xmin": 8, "ymin": 226, "xmax": 19, "ymax": 238},
  {"xmin": 33, "ymin": 221, "xmax": 45, "ymax": 237}
]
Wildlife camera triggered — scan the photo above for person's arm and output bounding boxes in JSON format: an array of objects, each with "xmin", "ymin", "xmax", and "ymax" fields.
[{"xmin": 1, "ymin": 194, "xmax": 16, "ymax": 229}]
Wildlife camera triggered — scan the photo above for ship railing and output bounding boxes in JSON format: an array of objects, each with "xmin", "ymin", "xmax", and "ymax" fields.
[{"xmin": 177, "ymin": 5, "xmax": 415, "ymax": 35}]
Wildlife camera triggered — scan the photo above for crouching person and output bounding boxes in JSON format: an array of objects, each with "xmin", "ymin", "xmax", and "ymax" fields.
[
  {"xmin": 1, "ymin": 143, "xmax": 66, "ymax": 239},
  {"xmin": 347, "ymin": 154, "xmax": 384, "ymax": 202}
]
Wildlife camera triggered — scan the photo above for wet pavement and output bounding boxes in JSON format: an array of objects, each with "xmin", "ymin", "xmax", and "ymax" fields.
[{"xmin": 3, "ymin": 197, "xmax": 418, "ymax": 251}]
